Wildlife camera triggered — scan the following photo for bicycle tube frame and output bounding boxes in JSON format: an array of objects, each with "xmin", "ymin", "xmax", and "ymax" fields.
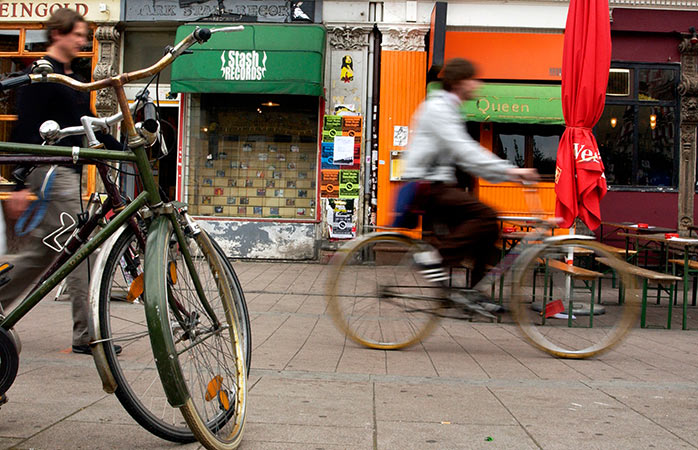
[{"xmin": 0, "ymin": 191, "xmax": 149, "ymax": 330}]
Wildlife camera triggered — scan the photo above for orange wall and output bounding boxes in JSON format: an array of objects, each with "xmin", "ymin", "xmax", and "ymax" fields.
[
  {"xmin": 377, "ymin": 50, "xmax": 427, "ymax": 228},
  {"xmin": 444, "ymin": 32, "xmax": 563, "ymax": 81}
]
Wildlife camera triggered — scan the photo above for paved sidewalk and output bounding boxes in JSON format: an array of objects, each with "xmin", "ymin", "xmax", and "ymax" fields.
[{"xmin": 2, "ymin": 261, "xmax": 698, "ymax": 449}]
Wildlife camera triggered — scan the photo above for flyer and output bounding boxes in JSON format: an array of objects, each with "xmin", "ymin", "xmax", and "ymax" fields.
[
  {"xmin": 321, "ymin": 170, "xmax": 339, "ymax": 198},
  {"xmin": 333, "ymin": 135, "xmax": 354, "ymax": 165},
  {"xmin": 339, "ymin": 170, "xmax": 360, "ymax": 198}
]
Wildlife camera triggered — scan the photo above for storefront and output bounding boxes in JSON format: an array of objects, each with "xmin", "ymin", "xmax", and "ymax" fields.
[
  {"xmin": 171, "ymin": 23, "xmax": 326, "ymax": 258},
  {"xmin": 0, "ymin": 0, "xmax": 120, "ymax": 182}
]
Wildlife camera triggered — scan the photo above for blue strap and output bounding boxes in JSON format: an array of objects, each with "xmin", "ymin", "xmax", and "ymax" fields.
[{"xmin": 15, "ymin": 166, "xmax": 56, "ymax": 237}]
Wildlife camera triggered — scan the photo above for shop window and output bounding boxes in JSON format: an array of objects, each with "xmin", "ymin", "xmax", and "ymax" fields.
[
  {"xmin": 0, "ymin": 25, "xmax": 96, "ymax": 180},
  {"xmin": 185, "ymin": 93, "xmax": 319, "ymax": 220},
  {"xmin": 493, "ymin": 123, "xmax": 563, "ymax": 181},
  {"xmin": 596, "ymin": 63, "xmax": 679, "ymax": 188},
  {"xmin": 0, "ymin": 30, "xmax": 20, "ymax": 52}
]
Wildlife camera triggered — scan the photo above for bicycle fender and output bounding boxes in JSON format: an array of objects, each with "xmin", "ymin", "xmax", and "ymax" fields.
[
  {"xmin": 143, "ymin": 215, "xmax": 189, "ymax": 408},
  {"xmin": 88, "ymin": 223, "xmax": 128, "ymax": 395}
]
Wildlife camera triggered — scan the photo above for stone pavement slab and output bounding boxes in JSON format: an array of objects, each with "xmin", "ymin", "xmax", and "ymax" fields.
[{"xmin": 3, "ymin": 261, "xmax": 698, "ymax": 449}]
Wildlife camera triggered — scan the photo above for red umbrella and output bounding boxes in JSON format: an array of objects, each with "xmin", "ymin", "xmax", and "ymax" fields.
[{"xmin": 554, "ymin": 0, "xmax": 612, "ymax": 230}]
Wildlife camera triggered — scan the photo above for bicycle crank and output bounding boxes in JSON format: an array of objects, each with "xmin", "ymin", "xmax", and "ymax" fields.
[{"xmin": 0, "ymin": 327, "xmax": 20, "ymax": 398}]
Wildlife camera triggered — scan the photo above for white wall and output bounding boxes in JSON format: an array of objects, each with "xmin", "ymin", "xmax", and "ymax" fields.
[{"xmin": 323, "ymin": 0, "xmax": 568, "ymax": 30}]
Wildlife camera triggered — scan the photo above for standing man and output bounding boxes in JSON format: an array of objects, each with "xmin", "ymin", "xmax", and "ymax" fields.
[
  {"xmin": 403, "ymin": 58, "xmax": 538, "ymax": 309},
  {"xmin": 2, "ymin": 8, "xmax": 120, "ymax": 355}
]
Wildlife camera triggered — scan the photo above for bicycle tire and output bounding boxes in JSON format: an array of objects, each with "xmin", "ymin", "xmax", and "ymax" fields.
[
  {"xmin": 146, "ymin": 217, "xmax": 246, "ymax": 449},
  {"xmin": 510, "ymin": 238, "xmax": 639, "ymax": 359},
  {"xmin": 97, "ymin": 225, "xmax": 250, "ymax": 443},
  {"xmin": 326, "ymin": 233, "xmax": 444, "ymax": 350}
]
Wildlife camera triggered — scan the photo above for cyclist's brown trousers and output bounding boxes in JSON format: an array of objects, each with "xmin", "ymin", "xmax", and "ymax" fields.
[
  {"xmin": 0, "ymin": 166, "xmax": 90, "ymax": 347},
  {"xmin": 423, "ymin": 183, "xmax": 500, "ymax": 287}
]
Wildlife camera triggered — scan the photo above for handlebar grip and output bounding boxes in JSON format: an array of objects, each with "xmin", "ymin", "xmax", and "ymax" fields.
[
  {"xmin": 0, "ymin": 74, "xmax": 31, "ymax": 92},
  {"xmin": 142, "ymin": 101, "xmax": 158, "ymax": 133},
  {"xmin": 194, "ymin": 28, "xmax": 212, "ymax": 43}
]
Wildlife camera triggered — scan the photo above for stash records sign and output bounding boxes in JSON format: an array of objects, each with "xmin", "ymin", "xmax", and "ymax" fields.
[{"xmin": 220, "ymin": 50, "xmax": 267, "ymax": 81}]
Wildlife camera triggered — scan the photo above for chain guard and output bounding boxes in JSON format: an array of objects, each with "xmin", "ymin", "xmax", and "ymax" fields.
[{"xmin": 0, "ymin": 327, "xmax": 20, "ymax": 396}]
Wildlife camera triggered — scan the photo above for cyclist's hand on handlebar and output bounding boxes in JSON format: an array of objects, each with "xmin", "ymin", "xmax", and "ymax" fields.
[
  {"xmin": 5, "ymin": 189, "xmax": 31, "ymax": 221},
  {"xmin": 507, "ymin": 168, "xmax": 540, "ymax": 184}
]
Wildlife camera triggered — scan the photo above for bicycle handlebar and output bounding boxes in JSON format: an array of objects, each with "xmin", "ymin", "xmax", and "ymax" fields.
[{"xmin": 0, "ymin": 74, "xmax": 31, "ymax": 92}]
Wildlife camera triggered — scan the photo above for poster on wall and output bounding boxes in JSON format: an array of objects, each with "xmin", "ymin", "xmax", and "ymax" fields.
[
  {"xmin": 326, "ymin": 199, "xmax": 356, "ymax": 239},
  {"xmin": 339, "ymin": 170, "xmax": 359, "ymax": 198},
  {"xmin": 333, "ymin": 136, "xmax": 354, "ymax": 165},
  {"xmin": 321, "ymin": 170, "xmax": 339, "ymax": 198}
]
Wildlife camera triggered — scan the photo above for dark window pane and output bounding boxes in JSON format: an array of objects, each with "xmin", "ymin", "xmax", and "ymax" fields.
[
  {"xmin": 597, "ymin": 104, "xmax": 635, "ymax": 186},
  {"xmin": 532, "ymin": 134, "xmax": 558, "ymax": 176},
  {"xmin": 0, "ymin": 30, "xmax": 19, "ymax": 52},
  {"xmin": 495, "ymin": 132, "xmax": 526, "ymax": 168},
  {"xmin": 493, "ymin": 123, "xmax": 563, "ymax": 177},
  {"xmin": 637, "ymin": 106, "xmax": 675, "ymax": 186},
  {"xmin": 124, "ymin": 30, "xmax": 175, "ymax": 84},
  {"xmin": 638, "ymin": 68, "xmax": 676, "ymax": 102}
]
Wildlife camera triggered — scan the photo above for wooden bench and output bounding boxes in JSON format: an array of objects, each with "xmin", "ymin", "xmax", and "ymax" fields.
[{"xmin": 597, "ymin": 257, "xmax": 681, "ymax": 329}]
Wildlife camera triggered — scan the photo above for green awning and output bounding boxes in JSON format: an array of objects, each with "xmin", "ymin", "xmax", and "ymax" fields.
[
  {"xmin": 171, "ymin": 24, "xmax": 326, "ymax": 96},
  {"xmin": 463, "ymin": 83, "xmax": 563, "ymax": 125}
]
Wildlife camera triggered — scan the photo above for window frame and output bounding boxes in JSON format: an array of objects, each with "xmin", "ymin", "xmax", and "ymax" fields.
[{"xmin": 597, "ymin": 61, "xmax": 680, "ymax": 191}]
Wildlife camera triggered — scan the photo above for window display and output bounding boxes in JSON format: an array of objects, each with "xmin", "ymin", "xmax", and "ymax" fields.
[{"xmin": 184, "ymin": 93, "xmax": 319, "ymax": 219}]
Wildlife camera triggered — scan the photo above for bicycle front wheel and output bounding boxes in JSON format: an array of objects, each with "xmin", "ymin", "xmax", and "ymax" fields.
[
  {"xmin": 97, "ymin": 224, "xmax": 251, "ymax": 443},
  {"xmin": 326, "ymin": 233, "xmax": 444, "ymax": 350},
  {"xmin": 510, "ymin": 238, "xmax": 639, "ymax": 358},
  {"xmin": 144, "ymin": 216, "xmax": 247, "ymax": 449}
]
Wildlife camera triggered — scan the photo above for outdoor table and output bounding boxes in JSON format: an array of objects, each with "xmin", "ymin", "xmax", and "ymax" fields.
[
  {"xmin": 619, "ymin": 233, "xmax": 698, "ymax": 330},
  {"xmin": 605, "ymin": 221, "xmax": 676, "ymax": 265}
]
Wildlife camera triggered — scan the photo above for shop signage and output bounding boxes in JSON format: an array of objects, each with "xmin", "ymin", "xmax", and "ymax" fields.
[
  {"xmin": 220, "ymin": 50, "xmax": 267, "ymax": 81},
  {"xmin": 123, "ymin": 0, "xmax": 319, "ymax": 23},
  {"xmin": 461, "ymin": 83, "xmax": 564, "ymax": 125},
  {"xmin": 172, "ymin": 24, "xmax": 325, "ymax": 96},
  {"xmin": 0, "ymin": 0, "xmax": 119, "ymax": 21}
]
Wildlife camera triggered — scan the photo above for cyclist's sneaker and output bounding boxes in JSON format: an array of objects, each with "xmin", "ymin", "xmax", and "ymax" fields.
[
  {"xmin": 413, "ymin": 250, "xmax": 450, "ymax": 285},
  {"xmin": 450, "ymin": 290, "xmax": 503, "ymax": 318},
  {"xmin": 0, "ymin": 393, "xmax": 7, "ymax": 407}
]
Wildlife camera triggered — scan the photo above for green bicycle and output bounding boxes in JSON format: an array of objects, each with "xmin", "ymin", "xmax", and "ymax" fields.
[{"xmin": 0, "ymin": 26, "xmax": 248, "ymax": 449}]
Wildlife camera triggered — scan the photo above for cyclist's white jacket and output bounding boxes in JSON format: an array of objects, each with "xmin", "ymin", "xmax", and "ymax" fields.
[{"xmin": 402, "ymin": 89, "xmax": 515, "ymax": 183}]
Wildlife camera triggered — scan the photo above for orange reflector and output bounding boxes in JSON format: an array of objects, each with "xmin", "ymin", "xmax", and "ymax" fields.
[
  {"xmin": 168, "ymin": 261, "xmax": 177, "ymax": 284},
  {"xmin": 205, "ymin": 375, "xmax": 223, "ymax": 401},
  {"xmin": 126, "ymin": 274, "xmax": 144, "ymax": 303},
  {"xmin": 219, "ymin": 390, "xmax": 230, "ymax": 411}
]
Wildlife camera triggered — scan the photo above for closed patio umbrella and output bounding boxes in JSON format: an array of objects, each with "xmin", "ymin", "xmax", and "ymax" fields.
[{"xmin": 554, "ymin": 0, "xmax": 612, "ymax": 230}]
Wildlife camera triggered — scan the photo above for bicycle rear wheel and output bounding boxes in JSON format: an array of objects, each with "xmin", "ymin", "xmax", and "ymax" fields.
[
  {"xmin": 145, "ymin": 216, "xmax": 246, "ymax": 449},
  {"xmin": 510, "ymin": 238, "xmax": 639, "ymax": 358},
  {"xmin": 326, "ymin": 233, "xmax": 444, "ymax": 350},
  {"xmin": 98, "ymin": 224, "xmax": 250, "ymax": 444}
]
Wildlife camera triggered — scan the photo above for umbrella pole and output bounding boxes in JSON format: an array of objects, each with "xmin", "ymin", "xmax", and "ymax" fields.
[{"xmin": 566, "ymin": 224, "xmax": 575, "ymax": 326}]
